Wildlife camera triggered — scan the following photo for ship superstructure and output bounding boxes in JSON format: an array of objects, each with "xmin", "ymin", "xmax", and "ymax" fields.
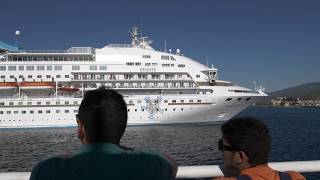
[{"xmin": 0, "ymin": 27, "xmax": 267, "ymax": 128}]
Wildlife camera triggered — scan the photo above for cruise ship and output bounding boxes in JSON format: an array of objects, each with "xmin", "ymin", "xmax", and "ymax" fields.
[{"xmin": 0, "ymin": 27, "xmax": 267, "ymax": 128}]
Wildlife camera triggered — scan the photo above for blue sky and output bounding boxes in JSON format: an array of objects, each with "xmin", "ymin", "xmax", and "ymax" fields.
[{"xmin": 1, "ymin": 0, "xmax": 320, "ymax": 91}]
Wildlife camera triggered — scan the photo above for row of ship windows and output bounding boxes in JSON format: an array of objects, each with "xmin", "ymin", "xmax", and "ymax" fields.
[
  {"xmin": 0, "ymin": 100, "xmax": 204, "ymax": 106},
  {"xmin": 0, "ymin": 99, "xmax": 248, "ymax": 115},
  {"xmin": 125, "ymin": 99, "xmax": 202, "ymax": 104},
  {"xmin": 141, "ymin": 55, "xmax": 176, "ymax": 61},
  {"xmin": 0, "ymin": 119, "xmax": 73, "ymax": 122},
  {"xmin": 0, "ymin": 98, "xmax": 249, "ymax": 106},
  {"xmin": 0, "ymin": 101, "xmax": 79, "ymax": 106},
  {"xmin": 125, "ymin": 62, "xmax": 185, "ymax": 68},
  {"xmin": 142, "ymin": 55, "xmax": 151, "ymax": 59},
  {"xmin": 225, "ymin": 98, "xmax": 251, "ymax": 101},
  {"xmin": 0, "ymin": 107, "xmax": 202, "ymax": 115},
  {"xmin": 1, "ymin": 74, "xmax": 193, "ymax": 80},
  {"xmin": 161, "ymin": 55, "xmax": 176, "ymax": 61},
  {"xmin": 122, "ymin": 74, "xmax": 187, "ymax": 79},
  {"xmin": 228, "ymin": 90, "xmax": 253, "ymax": 93},
  {"xmin": 170, "ymin": 99, "xmax": 201, "ymax": 103},
  {"xmin": 4, "ymin": 55, "xmax": 175, "ymax": 62},
  {"xmin": 1, "ymin": 74, "xmax": 69, "ymax": 79},
  {"xmin": 0, "ymin": 109, "xmax": 78, "ymax": 115},
  {"xmin": 128, "ymin": 108, "xmax": 185, "ymax": 112},
  {"xmin": 4, "ymin": 55, "xmax": 176, "ymax": 62},
  {"xmin": 0, "ymin": 65, "xmax": 62, "ymax": 71},
  {"xmin": 0, "ymin": 65, "xmax": 108, "ymax": 71},
  {"xmin": 6, "ymin": 56, "xmax": 94, "ymax": 62}
]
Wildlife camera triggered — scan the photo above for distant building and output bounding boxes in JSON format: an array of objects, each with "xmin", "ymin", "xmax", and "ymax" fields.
[{"xmin": 271, "ymin": 97, "xmax": 320, "ymax": 107}]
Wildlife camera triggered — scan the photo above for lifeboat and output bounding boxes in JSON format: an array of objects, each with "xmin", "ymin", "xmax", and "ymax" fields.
[
  {"xmin": 19, "ymin": 81, "xmax": 55, "ymax": 89},
  {"xmin": 58, "ymin": 86, "xmax": 80, "ymax": 92},
  {"xmin": 0, "ymin": 82, "xmax": 18, "ymax": 89}
]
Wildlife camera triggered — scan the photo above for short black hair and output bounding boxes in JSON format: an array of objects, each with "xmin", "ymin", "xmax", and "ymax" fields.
[
  {"xmin": 221, "ymin": 117, "xmax": 271, "ymax": 166},
  {"xmin": 77, "ymin": 87, "xmax": 127, "ymax": 144}
]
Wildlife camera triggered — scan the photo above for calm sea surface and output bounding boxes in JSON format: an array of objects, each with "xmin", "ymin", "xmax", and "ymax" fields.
[{"xmin": 0, "ymin": 106, "xmax": 320, "ymax": 179}]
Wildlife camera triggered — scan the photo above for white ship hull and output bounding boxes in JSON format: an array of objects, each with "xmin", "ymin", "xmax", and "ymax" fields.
[{"xmin": 0, "ymin": 89, "xmax": 267, "ymax": 128}]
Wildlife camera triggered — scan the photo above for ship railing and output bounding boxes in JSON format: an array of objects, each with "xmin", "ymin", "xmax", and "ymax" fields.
[
  {"xmin": 67, "ymin": 47, "xmax": 94, "ymax": 54},
  {"xmin": 1, "ymin": 160, "xmax": 319, "ymax": 180},
  {"xmin": 21, "ymin": 50, "xmax": 67, "ymax": 53},
  {"xmin": 106, "ymin": 44, "xmax": 132, "ymax": 48},
  {"xmin": 19, "ymin": 48, "xmax": 94, "ymax": 54},
  {"xmin": 176, "ymin": 160, "xmax": 320, "ymax": 179},
  {"xmin": 71, "ymin": 78, "xmax": 193, "ymax": 82},
  {"xmin": 0, "ymin": 96, "xmax": 16, "ymax": 99},
  {"xmin": 83, "ymin": 85, "xmax": 196, "ymax": 89}
]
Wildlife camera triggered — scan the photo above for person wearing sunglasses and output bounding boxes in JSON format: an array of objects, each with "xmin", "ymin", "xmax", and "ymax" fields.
[
  {"xmin": 214, "ymin": 117, "xmax": 305, "ymax": 180},
  {"xmin": 30, "ymin": 87, "xmax": 177, "ymax": 180}
]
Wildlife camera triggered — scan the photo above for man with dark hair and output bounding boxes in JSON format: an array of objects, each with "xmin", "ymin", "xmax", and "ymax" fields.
[
  {"xmin": 30, "ymin": 87, "xmax": 177, "ymax": 180},
  {"xmin": 214, "ymin": 117, "xmax": 305, "ymax": 180}
]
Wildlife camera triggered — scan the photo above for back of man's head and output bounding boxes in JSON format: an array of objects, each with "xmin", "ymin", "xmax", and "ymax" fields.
[
  {"xmin": 221, "ymin": 117, "xmax": 271, "ymax": 166},
  {"xmin": 77, "ymin": 87, "xmax": 127, "ymax": 144}
]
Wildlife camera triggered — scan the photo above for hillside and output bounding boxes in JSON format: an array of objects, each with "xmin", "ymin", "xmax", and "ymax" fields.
[{"xmin": 268, "ymin": 82, "xmax": 320, "ymax": 100}]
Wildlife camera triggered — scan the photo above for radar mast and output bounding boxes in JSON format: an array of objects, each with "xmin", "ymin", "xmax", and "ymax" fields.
[
  {"xmin": 129, "ymin": 26, "xmax": 139, "ymax": 46},
  {"xmin": 129, "ymin": 26, "xmax": 153, "ymax": 50}
]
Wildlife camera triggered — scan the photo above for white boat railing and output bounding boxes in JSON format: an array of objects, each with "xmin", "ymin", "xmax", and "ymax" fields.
[
  {"xmin": 177, "ymin": 160, "xmax": 320, "ymax": 178},
  {"xmin": 0, "ymin": 160, "xmax": 319, "ymax": 180}
]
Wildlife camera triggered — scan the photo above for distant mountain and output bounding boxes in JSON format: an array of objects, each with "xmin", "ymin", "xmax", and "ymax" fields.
[{"xmin": 268, "ymin": 82, "xmax": 320, "ymax": 100}]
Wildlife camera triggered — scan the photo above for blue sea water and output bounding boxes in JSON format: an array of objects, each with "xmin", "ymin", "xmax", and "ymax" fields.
[{"xmin": 0, "ymin": 106, "xmax": 319, "ymax": 179}]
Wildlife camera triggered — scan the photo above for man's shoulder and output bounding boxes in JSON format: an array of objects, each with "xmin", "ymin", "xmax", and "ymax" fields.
[
  {"xmin": 29, "ymin": 157, "xmax": 60, "ymax": 180},
  {"xmin": 123, "ymin": 148, "xmax": 170, "ymax": 164},
  {"xmin": 33, "ymin": 156, "xmax": 62, "ymax": 169},
  {"xmin": 124, "ymin": 149, "xmax": 175, "ymax": 179},
  {"xmin": 128, "ymin": 148, "xmax": 163, "ymax": 156}
]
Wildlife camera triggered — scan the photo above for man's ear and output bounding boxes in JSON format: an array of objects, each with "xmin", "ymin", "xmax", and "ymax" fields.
[
  {"xmin": 77, "ymin": 120, "xmax": 85, "ymax": 142},
  {"xmin": 234, "ymin": 151, "xmax": 248, "ymax": 165}
]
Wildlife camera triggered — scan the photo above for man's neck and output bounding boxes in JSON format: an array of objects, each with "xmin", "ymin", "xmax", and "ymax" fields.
[
  {"xmin": 240, "ymin": 163, "xmax": 268, "ymax": 172},
  {"xmin": 238, "ymin": 163, "xmax": 253, "ymax": 172}
]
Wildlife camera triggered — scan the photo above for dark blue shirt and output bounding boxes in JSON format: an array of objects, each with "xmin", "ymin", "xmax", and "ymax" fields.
[{"xmin": 30, "ymin": 143, "xmax": 174, "ymax": 180}]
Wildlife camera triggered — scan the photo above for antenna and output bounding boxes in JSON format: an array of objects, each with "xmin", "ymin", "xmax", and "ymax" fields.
[
  {"xmin": 15, "ymin": 30, "xmax": 21, "ymax": 49},
  {"xmin": 139, "ymin": 19, "xmax": 143, "ymax": 37},
  {"xmin": 252, "ymin": 81, "xmax": 257, "ymax": 91},
  {"xmin": 164, "ymin": 40, "xmax": 167, "ymax": 52},
  {"xmin": 140, "ymin": 26, "xmax": 143, "ymax": 37}
]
